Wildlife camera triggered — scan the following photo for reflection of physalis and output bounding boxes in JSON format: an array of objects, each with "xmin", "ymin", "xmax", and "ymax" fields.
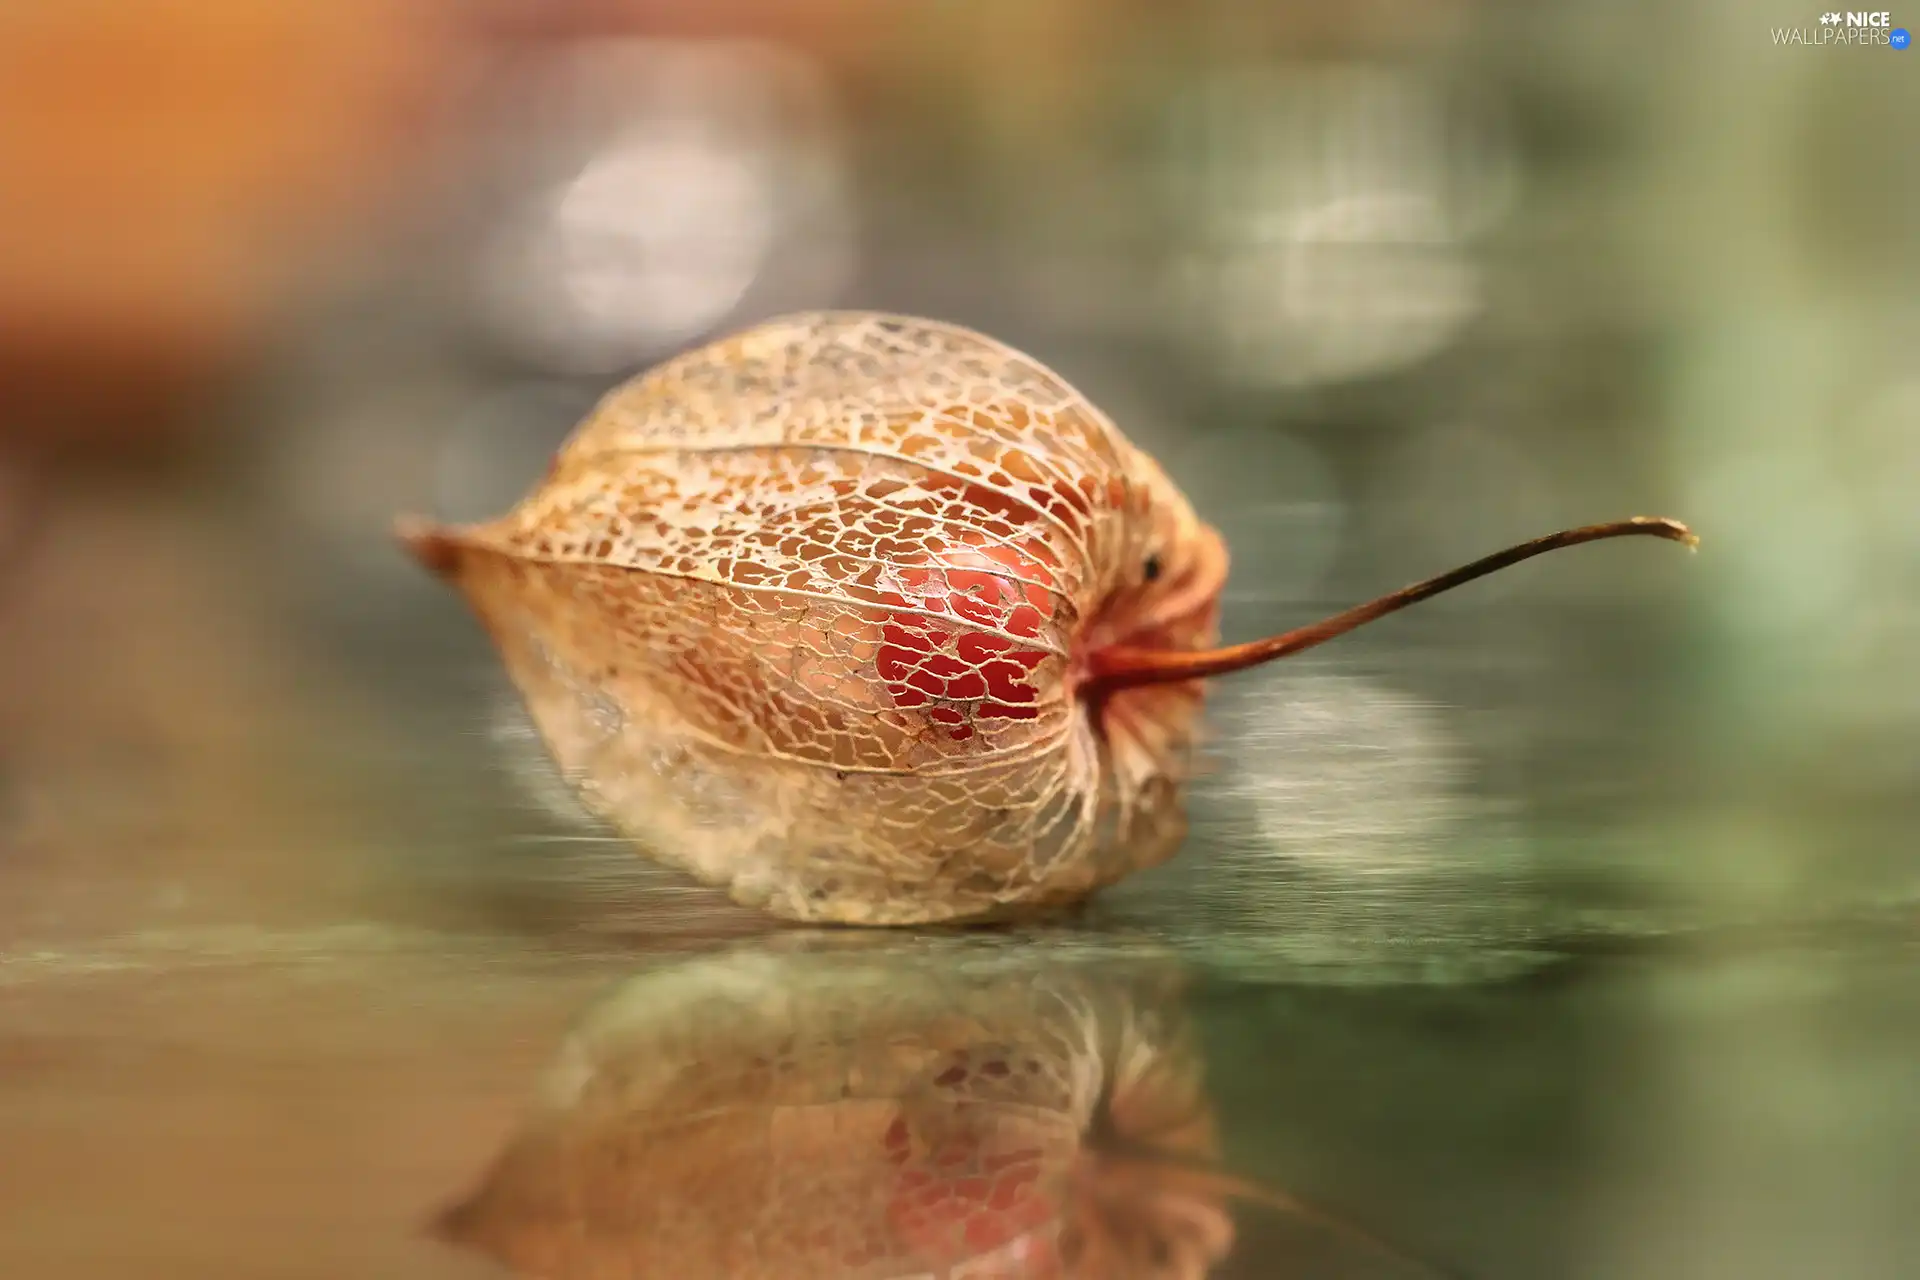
[{"xmin": 435, "ymin": 940, "xmax": 1235, "ymax": 1279}]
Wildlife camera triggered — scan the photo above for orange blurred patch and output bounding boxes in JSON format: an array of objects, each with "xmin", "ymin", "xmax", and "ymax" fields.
[{"xmin": 0, "ymin": 0, "xmax": 461, "ymax": 442}]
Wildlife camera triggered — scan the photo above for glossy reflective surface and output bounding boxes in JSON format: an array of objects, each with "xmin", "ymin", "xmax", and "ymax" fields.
[{"xmin": 5, "ymin": 892, "xmax": 1916, "ymax": 1279}]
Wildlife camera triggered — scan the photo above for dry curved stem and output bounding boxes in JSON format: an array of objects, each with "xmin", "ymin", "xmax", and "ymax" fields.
[{"xmin": 1085, "ymin": 517, "xmax": 1698, "ymax": 694}]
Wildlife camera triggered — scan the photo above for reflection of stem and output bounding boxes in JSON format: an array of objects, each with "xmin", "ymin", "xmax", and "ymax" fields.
[{"xmin": 1096, "ymin": 1142, "xmax": 1469, "ymax": 1280}]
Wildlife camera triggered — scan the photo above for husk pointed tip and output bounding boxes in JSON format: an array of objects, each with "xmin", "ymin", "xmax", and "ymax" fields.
[{"xmin": 393, "ymin": 513, "xmax": 465, "ymax": 579}]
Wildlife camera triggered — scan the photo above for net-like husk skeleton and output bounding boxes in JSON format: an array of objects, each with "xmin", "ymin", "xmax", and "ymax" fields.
[
  {"xmin": 435, "ymin": 942, "xmax": 1234, "ymax": 1280},
  {"xmin": 403, "ymin": 314, "xmax": 1228, "ymax": 924},
  {"xmin": 400, "ymin": 311, "xmax": 1694, "ymax": 925}
]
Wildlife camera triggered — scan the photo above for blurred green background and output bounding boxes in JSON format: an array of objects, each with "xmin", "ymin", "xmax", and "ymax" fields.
[{"xmin": 1, "ymin": 2, "xmax": 1915, "ymax": 1277}]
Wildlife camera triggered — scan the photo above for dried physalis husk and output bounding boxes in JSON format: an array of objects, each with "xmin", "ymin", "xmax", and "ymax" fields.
[
  {"xmin": 399, "ymin": 313, "xmax": 1229, "ymax": 924},
  {"xmin": 433, "ymin": 939, "xmax": 1234, "ymax": 1280},
  {"xmin": 399, "ymin": 311, "xmax": 1695, "ymax": 924}
]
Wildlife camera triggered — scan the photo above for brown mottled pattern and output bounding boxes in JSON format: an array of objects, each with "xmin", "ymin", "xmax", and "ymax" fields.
[
  {"xmin": 436, "ymin": 946, "xmax": 1229, "ymax": 1280},
  {"xmin": 410, "ymin": 312, "xmax": 1229, "ymax": 923}
]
